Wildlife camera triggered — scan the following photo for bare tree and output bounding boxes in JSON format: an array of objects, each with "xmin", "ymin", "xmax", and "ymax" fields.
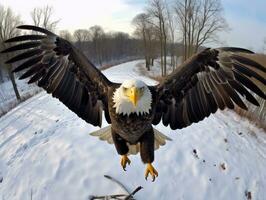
[
  {"xmin": 146, "ymin": 24, "xmax": 159, "ymax": 67},
  {"xmin": 132, "ymin": 13, "xmax": 151, "ymax": 70},
  {"xmin": 133, "ymin": 13, "xmax": 159, "ymax": 71},
  {"xmin": 166, "ymin": 3, "xmax": 177, "ymax": 70},
  {"xmin": 31, "ymin": 5, "xmax": 59, "ymax": 31},
  {"xmin": 147, "ymin": 0, "xmax": 168, "ymax": 76},
  {"xmin": 174, "ymin": 0, "xmax": 228, "ymax": 60},
  {"xmin": 73, "ymin": 29, "xmax": 90, "ymax": 50},
  {"xmin": 89, "ymin": 25, "xmax": 105, "ymax": 66},
  {"xmin": 0, "ymin": 5, "xmax": 22, "ymax": 100},
  {"xmin": 113, "ymin": 32, "xmax": 130, "ymax": 58},
  {"xmin": 73, "ymin": 29, "xmax": 90, "ymax": 42},
  {"xmin": 59, "ymin": 30, "xmax": 73, "ymax": 41},
  {"xmin": 71, "ymin": 27, "xmax": 143, "ymax": 66}
]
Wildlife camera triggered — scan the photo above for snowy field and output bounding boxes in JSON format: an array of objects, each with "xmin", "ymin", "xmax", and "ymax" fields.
[
  {"xmin": 0, "ymin": 79, "xmax": 41, "ymax": 116},
  {"xmin": 135, "ymin": 57, "xmax": 182, "ymax": 79},
  {"xmin": 0, "ymin": 60, "xmax": 266, "ymax": 200}
]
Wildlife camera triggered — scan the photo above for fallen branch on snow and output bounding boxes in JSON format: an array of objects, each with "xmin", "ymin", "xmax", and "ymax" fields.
[{"xmin": 88, "ymin": 175, "xmax": 143, "ymax": 200}]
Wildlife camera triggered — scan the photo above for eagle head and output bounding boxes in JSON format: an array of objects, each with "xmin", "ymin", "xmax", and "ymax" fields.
[{"xmin": 113, "ymin": 79, "xmax": 152, "ymax": 116}]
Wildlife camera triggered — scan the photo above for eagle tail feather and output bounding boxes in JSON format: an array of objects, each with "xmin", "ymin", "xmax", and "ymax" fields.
[{"xmin": 90, "ymin": 126, "xmax": 172, "ymax": 155}]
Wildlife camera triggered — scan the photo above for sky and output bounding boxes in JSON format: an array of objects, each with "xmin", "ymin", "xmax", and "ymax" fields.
[{"xmin": 1, "ymin": 0, "xmax": 266, "ymax": 51}]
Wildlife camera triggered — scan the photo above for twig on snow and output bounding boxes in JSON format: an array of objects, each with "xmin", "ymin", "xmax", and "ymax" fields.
[{"xmin": 88, "ymin": 175, "xmax": 143, "ymax": 200}]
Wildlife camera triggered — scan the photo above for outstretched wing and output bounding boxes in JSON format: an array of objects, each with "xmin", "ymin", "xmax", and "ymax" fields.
[
  {"xmin": 152, "ymin": 48, "xmax": 266, "ymax": 129},
  {"xmin": 1, "ymin": 25, "xmax": 113, "ymax": 127}
]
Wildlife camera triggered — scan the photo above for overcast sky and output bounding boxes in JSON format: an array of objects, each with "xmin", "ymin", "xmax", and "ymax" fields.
[{"xmin": 1, "ymin": 0, "xmax": 266, "ymax": 51}]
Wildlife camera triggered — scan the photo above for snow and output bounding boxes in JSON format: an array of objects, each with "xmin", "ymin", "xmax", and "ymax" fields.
[
  {"xmin": 0, "ymin": 79, "xmax": 41, "ymax": 116},
  {"xmin": 103, "ymin": 60, "xmax": 156, "ymax": 85},
  {"xmin": 135, "ymin": 57, "xmax": 182, "ymax": 79},
  {"xmin": 0, "ymin": 60, "xmax": 266, "ymax": 200}
]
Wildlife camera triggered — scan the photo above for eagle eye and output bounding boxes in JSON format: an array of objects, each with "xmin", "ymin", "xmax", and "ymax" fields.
[{"xmin": 122, "ymin": 86, "xmax": 128, "ymax": 92}]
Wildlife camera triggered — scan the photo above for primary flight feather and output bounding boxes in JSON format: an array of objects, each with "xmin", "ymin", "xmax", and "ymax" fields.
[{"xmin": 2, "ymin": 25, "xmax": 265, "ymax": 181}]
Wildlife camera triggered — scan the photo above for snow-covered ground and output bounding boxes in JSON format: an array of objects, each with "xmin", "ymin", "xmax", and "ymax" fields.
[
  {"xmin": 0, "ymin": 60, "xmax": 266, "ymax": 200},
  {"xmin": 0, "ymin": 79, "xmax": 41, "ymax": 116},
  {"xmin": 135, "ymin": 57, "xmax": 182, "ymax": 79}
]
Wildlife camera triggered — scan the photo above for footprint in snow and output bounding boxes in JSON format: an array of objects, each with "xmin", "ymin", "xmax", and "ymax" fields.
[
  {"xmin": 220, "ymin": 163, "xmax": 227, "ymax": 171},
  {"xmin": 193, "ymin": 149, "xmax": 199, "ymax": 159},
  {"xmin": 245, "ymin": 190, "xmax": 252, "ymax": 200}
]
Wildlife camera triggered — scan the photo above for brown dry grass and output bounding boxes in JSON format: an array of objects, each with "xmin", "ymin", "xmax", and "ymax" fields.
[
  {"xmin": 135, "ymin": 62, "xmax": 170, "ymax": 83},
  {"xmin": 235, "ymin": 107, "xmax": 266, "ymax": 131}
]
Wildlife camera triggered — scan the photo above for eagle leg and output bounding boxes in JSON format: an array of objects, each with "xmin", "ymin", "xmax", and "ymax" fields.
[
  {"xmin": 140, "ymin": 128, "xmax": 158, "ymax": 181},
  {"xmin": 145, "ymin": 163, "xmax": 158, "ymax": 182},
  {"xmin": 111, "ymin": 128, "xmax": 130, "ymax": 171}
]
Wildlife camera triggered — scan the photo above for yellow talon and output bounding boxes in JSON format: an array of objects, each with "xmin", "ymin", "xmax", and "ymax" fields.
[
  {"xmin": 145, "ymin": 163, "xmax": 158, "ymax": 181},
  {"xmin": 120, "ymin": 155, "xmax": 131, "ymax": 171}
]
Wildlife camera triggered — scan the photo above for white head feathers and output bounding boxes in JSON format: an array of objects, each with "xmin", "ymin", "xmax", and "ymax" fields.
[{"xmin": 112, "ymin": 80, "xmax": 152, "ymax": 116}]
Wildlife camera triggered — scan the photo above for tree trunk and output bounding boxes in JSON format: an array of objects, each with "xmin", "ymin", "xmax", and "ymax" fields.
[
  {"xmin": 147, "ymin": 30, "xmax": 152, "ymax": 70},
  {"xmin": 142, "ymin": 28, "xmax": 150, "ymax": 71},
  {"xmin": 8, "ymin": 67, "xmax": 21, "ymax": 101},
  {"xmin": 151, "ymin": 58, "xmax": 154, "ymax": 66},
  {"xmin": 146, "ymin": 58, "xmax": 150, "ymax": 71},
  {"xmin": 163, "ymin": 41, "xmax": 167, "ymax": 76},
  {"xmin": 158, "ymin": 18, "xmax": 164, "ymax": 77},
  {"xmin": 171, "ymin": 54, "xmax": 175, "ymax": 72},
  {"xmin": 162, "ymin": 20, "xmax": 167, "ymax": 76}
]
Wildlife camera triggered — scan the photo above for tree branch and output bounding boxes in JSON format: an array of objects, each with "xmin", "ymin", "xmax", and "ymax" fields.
[{"xmin": 88, "ymin": 175, "xmax": 143, "ymax": 200}]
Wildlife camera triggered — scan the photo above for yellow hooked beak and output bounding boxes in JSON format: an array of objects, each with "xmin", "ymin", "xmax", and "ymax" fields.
[{"xmin": 129, "ymin": 87, "xmax": 139, "ymax": 107}]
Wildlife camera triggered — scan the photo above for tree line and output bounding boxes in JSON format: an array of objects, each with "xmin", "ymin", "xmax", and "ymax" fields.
[
  {"xmin": 0, "ymin": 5, "xmax": 143, "ymax": 100},
  {"xmin": 60, "ymin": 26, "xmax": 143, "ymax": 66},
  {"xmin": 132, "ymin": 0, "xmax": 228, "ymax": 76}
]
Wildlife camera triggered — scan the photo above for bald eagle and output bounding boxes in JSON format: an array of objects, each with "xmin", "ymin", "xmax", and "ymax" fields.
[{"xmin": 2, "ymin": 25, "xmax": 266, "ymax": 181}]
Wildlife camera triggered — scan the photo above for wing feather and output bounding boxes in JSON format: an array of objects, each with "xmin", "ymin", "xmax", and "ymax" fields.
[
  {"xmin": 228, "ymin": 80, "xmax": 259, "ymax": 106},
  {"xmin": 233, "ymin": 62, "xmax": 266, "ymax": 85},
  {"xmin": 152, "ymin": 48, "xmax": 265, "ymax": 129},
  {"xmin": 1, "ymin": 42, "xmax": 41, "ymax": 53},
  {"xmin": 13, "ymin": 53, "xmax": 43, "ymax": 72},
  {"xmin": 5, "ymin": 35, "xmax": 46, "ymax": 43},
  {"xmin": 233, "ymin": 70, "xmax": 266, "ymax": 99},
  {"xmin": 6, "ymin": 49, "xmax": 43, "ymax": 64},
  {"xmin": 1, "ymin": 25, "xmax": 114, "ymax": 127}
]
